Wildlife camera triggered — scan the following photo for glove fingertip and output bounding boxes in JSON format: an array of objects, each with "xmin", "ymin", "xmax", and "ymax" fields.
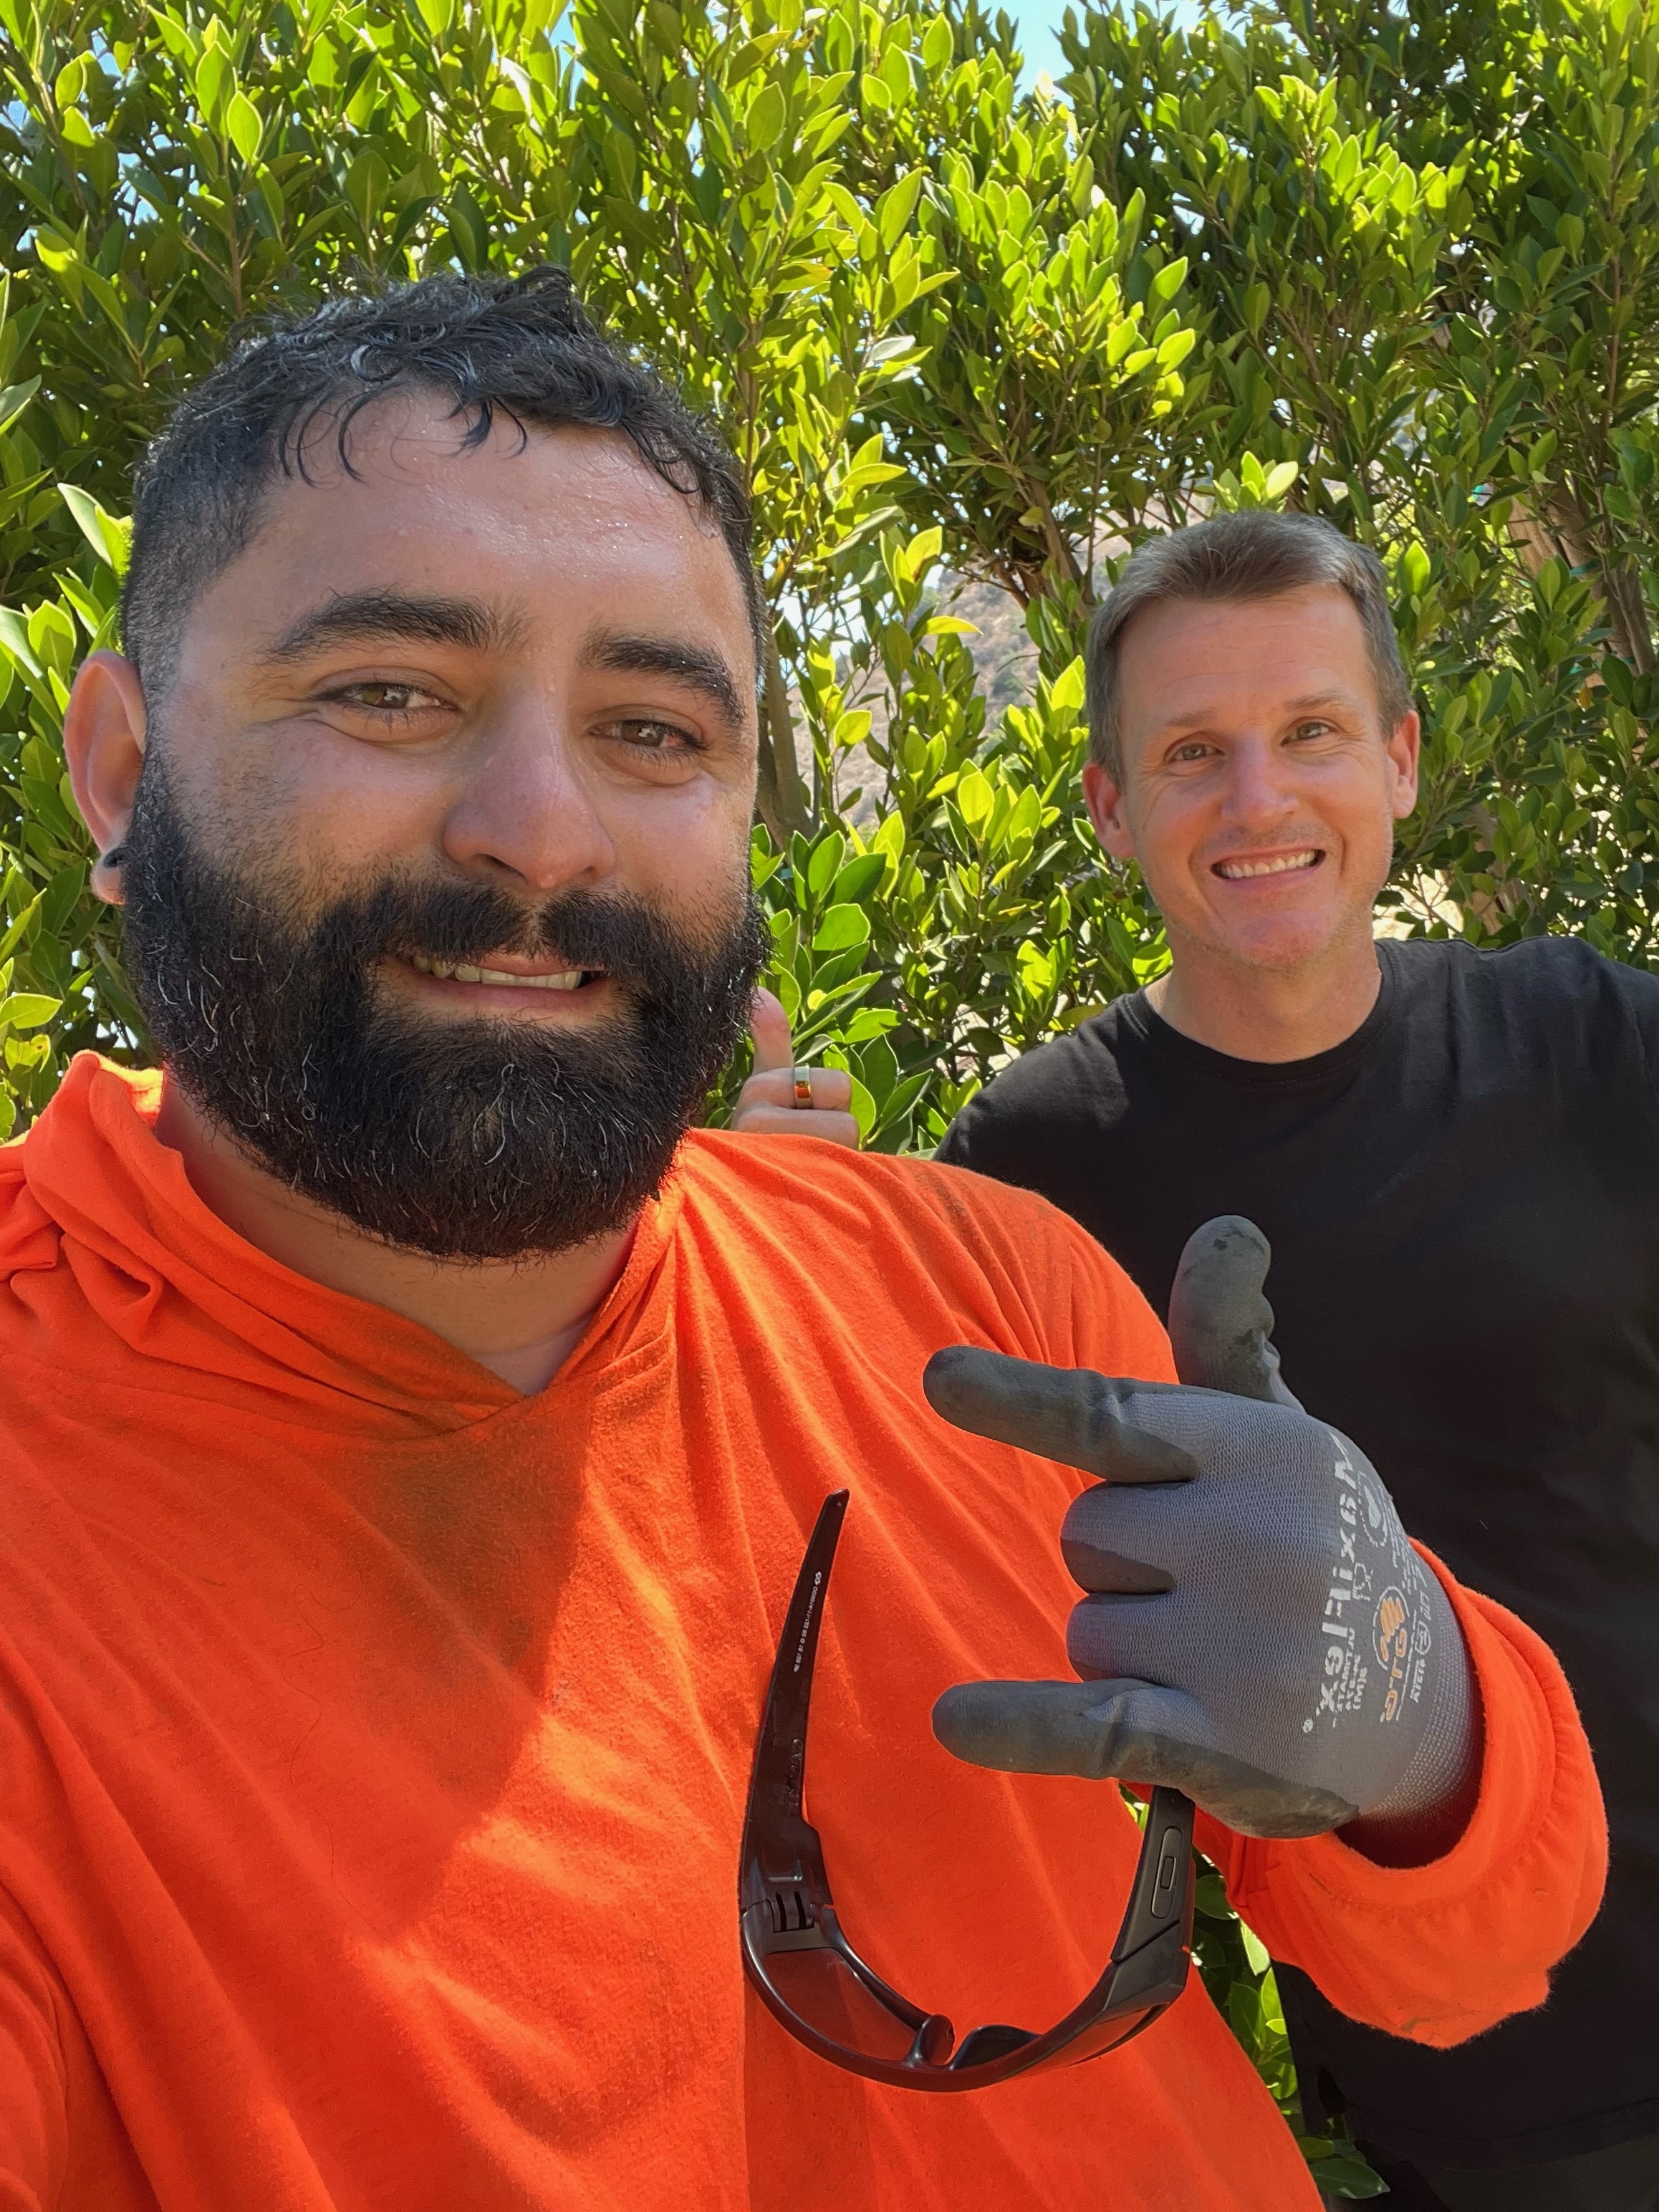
[
  {"xmin": 931, "ymin": 1678, "xmax": 1021, "ymax": 1765},
  {"xmin": 921, "ymin": 1342, "xmax": 995, "ymax": 1415},
  {"xmin": 931, "ymin": 1679, "xmax": 1109, "ymax": 1777},
  {"xmin": 1168, "ymin": 1214, "xmax": 1302, "ymax": 1408}
]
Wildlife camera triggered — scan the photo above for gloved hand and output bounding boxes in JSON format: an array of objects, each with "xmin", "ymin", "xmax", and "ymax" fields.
[{"xmin": 928, "ymin": 1218, "xmax": 1480, "ymax": 1848}]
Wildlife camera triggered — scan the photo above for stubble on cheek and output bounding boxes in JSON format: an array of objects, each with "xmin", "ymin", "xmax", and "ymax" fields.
[{"xmin": 174, "ymin": 728, "xmax": 423, "ymax": 940}]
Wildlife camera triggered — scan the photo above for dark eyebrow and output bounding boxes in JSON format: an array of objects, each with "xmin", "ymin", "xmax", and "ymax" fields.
[
  {"xmin": 259, "ymin": 590, "xmax": 529, "ymax": 665},
  {"xmin": 580, "ymin": 630, "xmax": 747, "ymax": 731}
]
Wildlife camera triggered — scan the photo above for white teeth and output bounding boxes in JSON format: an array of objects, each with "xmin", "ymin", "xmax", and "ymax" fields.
[
  {"xmin": 407, "ymin": 952, "xmax": 586, "ymax": 990},
  {"xmin": 1216, "ymin": 850, "xmax": 1320, "ymax": 880}
]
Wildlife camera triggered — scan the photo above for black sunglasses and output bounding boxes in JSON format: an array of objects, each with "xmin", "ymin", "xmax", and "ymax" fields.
[{"xmin": 740, "ymin": 1489, "xmax": 1195, "ymax": 2090}]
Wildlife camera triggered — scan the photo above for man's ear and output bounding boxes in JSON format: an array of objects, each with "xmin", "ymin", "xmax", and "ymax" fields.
[
  {"xmin": 1386, "ymin": 708, "xmax": 1421, "ymax": 820},
  {"xmin": 1082, "ymin": 758, "xmax": 1137, "ymax": 862},
  {"xmin": 63, "ymin": 650, "xmax": 148, "ymax": 905}
]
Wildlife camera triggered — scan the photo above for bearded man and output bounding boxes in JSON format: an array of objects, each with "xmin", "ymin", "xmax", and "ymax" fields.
[{"xmin": 0, "ymin": 269, "xmax": 1604, "ymax": 2211}]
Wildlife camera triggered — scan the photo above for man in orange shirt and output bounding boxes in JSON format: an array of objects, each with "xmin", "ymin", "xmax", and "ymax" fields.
[{"xmin": 0, "ymin": 266, "xmax": 1603, "ymax": 2211}]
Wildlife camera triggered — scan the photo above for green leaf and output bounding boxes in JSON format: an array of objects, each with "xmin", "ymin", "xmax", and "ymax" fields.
[
  {"xmin": 806, "ymin": 832, "xmax": 847, "ymax": 899},
  {"xmin": 955, "ymin": 766, "xmax": 994, "ymax": 831},
  {"xmin": 845, "ymin": 1071, "xmax": 875, "ymax": 1140},
  {"xmin": 58, "ymin": 484, "xmax": 132, "ymax": 576},
  {"xmin": 900, "ymin": 525, "xmax": 942, "ymax": 580},
  {"xmin": 1047, "ymin": 659, "xmax": 1085, "ymax": 716},
  {"xmin": 225, "ymin": 88, "xmax": 264, "ymax": 162},
  {"xmin": 877, "ymin": 170, "xmax": 924, "ymax": 252},
  {"xmin": 0, "ymin": 895, "xmax": 42, "ymax": 965},
  {"xmin": 811, "ymin": 903, "xmax": 871, "ymax": 953},
  {"xmin": 0, "ymin": 379, "xmax": 41, "ymax": 438},
  {"xmin": 34, "ymin": 231, "xmax": 80, "ymax": 279},
  {"xmin": 830, "ymin": 852, "xmax": 887, "ymax": 905},
  {"xmin": 747, "ymin": 81, "xmax": 787, "ymax": 152},
  {"xmin": 0, "ymin": 994, "xmax": 62, "ymax": 1032},
  {"xmin": 837, "ymin": 1006, "xmax": 898, "ymax": 1043},
  {"xmin": 347, "ymin": 151, "xmax": 393, "ymax": 235},
  {"xmin": 54, "ymin": 52, "xmax": 92, "ymax": 105},
  {"xmin": 1263, "ymin": 460, "xmax": 1299, "ymax": 503},
  {"xmin": 1307, "ymin": 2152, "xmax": 1389, "ymax": 2197},
  {"xmin": 194, "ymin": 43, "xmax": 230, "ymax": 125},
  {"xmin": 645, "ymin": 1, "xmax": 682, "ymax": 51}
]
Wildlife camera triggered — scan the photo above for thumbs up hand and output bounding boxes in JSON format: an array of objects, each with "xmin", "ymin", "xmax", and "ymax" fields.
[
  {"xmin": 927, "ymin": 1218, "xmax": 1480, "ymax": 1857},
  {"xmin": 728, "ymin": 989, "xmax": 860, "ymax": 1150}
]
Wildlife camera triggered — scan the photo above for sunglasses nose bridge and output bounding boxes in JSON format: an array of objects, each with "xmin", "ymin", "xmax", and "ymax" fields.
[{"xmin": 908, "ymin": 2012, "xmax": 956, "ymax": 2067}]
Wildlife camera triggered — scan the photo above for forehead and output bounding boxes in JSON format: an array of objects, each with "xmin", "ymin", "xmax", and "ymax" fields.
[
  {"xmin": 193, "ymin": 393, "xmax": 752, "ymax": 656},
  {"xmin": 1117, "ymin": 585, "xmax": 1376, "ymax": 731}
]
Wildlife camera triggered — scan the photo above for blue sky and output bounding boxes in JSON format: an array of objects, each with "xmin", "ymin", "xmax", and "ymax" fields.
[
  {"xmin": 1002, "ymin": 0, "xmax": 1204, "ymax": 82},
  {"xmin": 545, "ymin": 1, "xmax": 1198, "ymax": 87},
  {"xmin": 1003, "ymin": 0, "xmax": 1070, "ymax": 80},
  {"xmin": 546, "ymin": 0, "xmax": 1199, "ymax": 91}
]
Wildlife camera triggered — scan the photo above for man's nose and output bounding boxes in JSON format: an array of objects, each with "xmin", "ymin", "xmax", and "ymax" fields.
[
  {"xmin": 439, "ymin": 694, "xmax": 616, "ymax": 893},
  {"xmin": 1217, "ymin": 736, "xmax": 1299, "ymax": 827}
]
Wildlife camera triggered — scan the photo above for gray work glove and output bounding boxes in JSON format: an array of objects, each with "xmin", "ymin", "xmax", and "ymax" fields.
[{"xmin": 928, "ymin": 1218, "xmax": 1480, "ymax": 1845}]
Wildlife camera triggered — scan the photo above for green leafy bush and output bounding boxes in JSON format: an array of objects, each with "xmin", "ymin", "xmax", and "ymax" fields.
[
  {"xmin": 7, "ymin": 0, "xmax": 1659, "ymax": 2184},
  {"xmin": 8, "ymin": 0, "xmax": 1659, "ymax": 1150}
]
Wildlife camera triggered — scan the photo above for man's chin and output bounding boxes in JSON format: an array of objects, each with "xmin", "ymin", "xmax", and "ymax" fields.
[
  {"xmin": 247, "ymin": 1121, "xmax": 681, "ymax": 1266},
  {"xmin": 1187, "ymin": 903, "xmax": 1365, "ymax": 977}
]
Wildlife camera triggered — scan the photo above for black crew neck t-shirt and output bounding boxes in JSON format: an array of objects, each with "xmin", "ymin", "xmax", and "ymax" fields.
[{"xmin": 936, "ymin": 935, "xmax": 1659, "ymax": 2168}]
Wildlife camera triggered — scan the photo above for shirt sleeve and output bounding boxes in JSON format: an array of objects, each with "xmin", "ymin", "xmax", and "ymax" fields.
[
  {"xmin": 1604, "ymin": 950, "xmax": 1659, "ymax": 1107},
  {"xmin": 1197, "ymin": 1548, "xmax": 1608, "ymax": 2048},
  {"xmin": 932, "ymin": 1110, "xmax": 970, "ymax": 1168},
  {"xmin": 932, "ymin": 1067, "xmax": 1054, "ymax": 1186}
]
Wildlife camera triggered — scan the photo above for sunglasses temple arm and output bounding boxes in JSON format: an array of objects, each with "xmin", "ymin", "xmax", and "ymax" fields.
[
  {"xmin": 752, "ymin": 1490, "xmax": 851, "ymax": 1821},
  {"xmin": 1110, "ymin": 1787, "xmax": 1196, "ymax": 1965}
]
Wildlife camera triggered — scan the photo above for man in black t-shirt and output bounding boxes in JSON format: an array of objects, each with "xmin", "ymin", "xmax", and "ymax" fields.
[{"xmin": 933, "ymin": 514, "xmax": 1659, "ymax": 2212}]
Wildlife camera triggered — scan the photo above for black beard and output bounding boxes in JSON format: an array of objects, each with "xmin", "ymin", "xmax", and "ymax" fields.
[{"xmin": 117, "ymin": 761, "xmax": 766, "ymax": 1260}]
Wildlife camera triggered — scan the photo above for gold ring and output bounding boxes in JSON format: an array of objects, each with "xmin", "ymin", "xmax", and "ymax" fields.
[{"xmin": 792, "ymin": 1064, "xmax": 814, "ymax": 1107}]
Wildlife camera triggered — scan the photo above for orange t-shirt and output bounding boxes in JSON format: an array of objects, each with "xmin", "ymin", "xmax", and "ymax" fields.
[{"xmin": 0, "ymin": 1057, "xmax": 1604, "ymax": 2211}]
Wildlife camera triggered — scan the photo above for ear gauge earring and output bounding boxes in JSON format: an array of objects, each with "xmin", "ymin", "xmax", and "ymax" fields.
[{"xmin": 100, "ymin": 844, "xmax": 127, "ymax": 870}]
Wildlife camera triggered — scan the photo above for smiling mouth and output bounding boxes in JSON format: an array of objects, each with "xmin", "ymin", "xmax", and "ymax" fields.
[
  {"xmin": 1213, "ymin": 850, "xmax": 1324, "ymax": 881},
  {"xmin": 403, "ymin": 952, "xmax": 600, "ymax": 991}
]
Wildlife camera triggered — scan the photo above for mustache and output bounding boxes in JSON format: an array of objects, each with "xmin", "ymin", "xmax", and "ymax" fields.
[
  {"xmin": 116, "ymin": 761, "xmax": 769, "ymax": 1259},
  {"xmin": 325, "ymin": 875, "xmax": 738, "ymax": 985}
]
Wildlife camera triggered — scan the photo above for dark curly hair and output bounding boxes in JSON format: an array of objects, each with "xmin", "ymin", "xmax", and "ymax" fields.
[{"xmin": 122, "ymin": 265, "xmax": 765, "ymax": 696}]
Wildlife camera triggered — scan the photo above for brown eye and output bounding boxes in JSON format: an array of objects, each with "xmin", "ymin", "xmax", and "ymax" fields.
[
  {"xmin": 598, "ymin": 718, "xmax": 702, "ymax": 756},
  {"xmin": 337, "ymin": 683, "xmax": 440, "ymax": 713}
]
